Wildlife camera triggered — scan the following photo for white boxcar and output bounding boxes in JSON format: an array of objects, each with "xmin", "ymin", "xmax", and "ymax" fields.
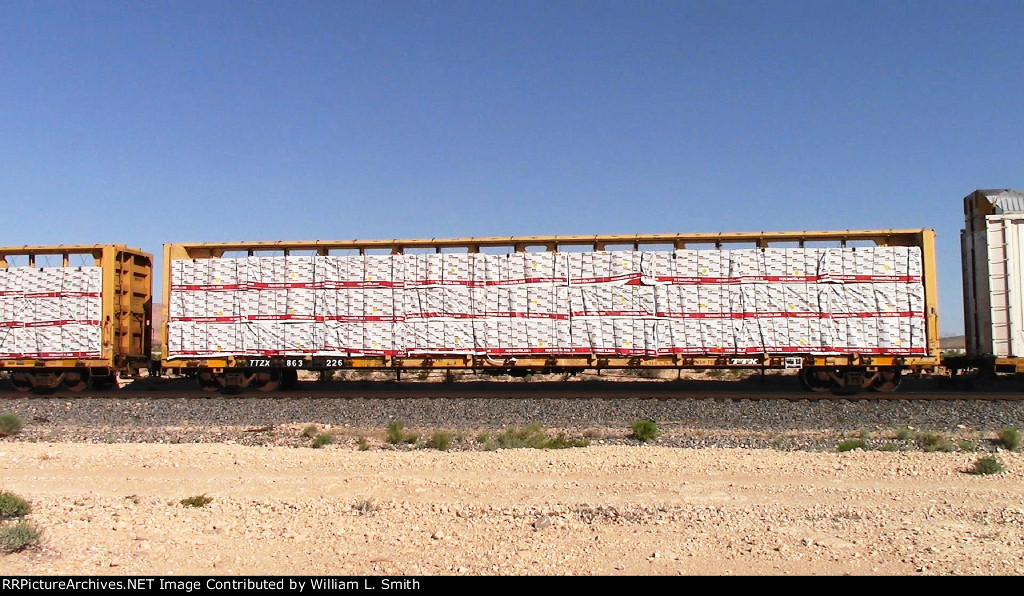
[{"xmin": 962, "ymin": 189, "xmax": 1024, "ymax": 359}]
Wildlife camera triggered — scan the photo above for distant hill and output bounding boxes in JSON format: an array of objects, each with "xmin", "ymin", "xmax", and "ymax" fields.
[{"xmin": 941, "ymin": 335, "xmax": 965, "ymax": 350}]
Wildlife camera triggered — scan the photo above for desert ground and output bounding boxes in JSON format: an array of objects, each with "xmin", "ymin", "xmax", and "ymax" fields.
[{"xmin": 1, "ymin": 439, "xmax": 1023, "ymax": 576}]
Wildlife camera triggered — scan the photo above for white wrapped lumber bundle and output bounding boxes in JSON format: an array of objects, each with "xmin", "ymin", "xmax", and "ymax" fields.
[
  {"xmin": 0, "ymin": 267, "xmax": 103, "ymax": 358},
  {"xmin": 165, "ymin": 246, "xmax": 927, "ymax": 358}
]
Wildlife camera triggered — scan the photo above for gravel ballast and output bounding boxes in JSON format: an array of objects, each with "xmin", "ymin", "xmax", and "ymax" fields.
[{"xmin": 3, "ymin": 391, "xmax": 1024, "ymax": 449}]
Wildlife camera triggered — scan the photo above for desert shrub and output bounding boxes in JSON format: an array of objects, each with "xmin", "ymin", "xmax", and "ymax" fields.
[
  {"xmin": 429, "ymin": 431, "xmax": 454, "ymax": 451},
  {"xmin": 917, "ymin": 432, "xmax": 955, "ymax": 452},
  {"xmin": 386, "ymin": 421, "xmax": 406, "ymax": 445},
  {"xmin": 837, "ymin": 439, "xmax": 867, "ymax": 452},
  {"xmin": 879, "ymin": 443, "xmax": 900, "ymax": 452},
  {"xmin": 0, "ymin": 492, "xmax": 30, "ymax": 520},
  {"xmin": 0, "ymin": 521, "xmax": 40, "ymax": 554},
  {"xmin": 971, "ymin": 456, "xmax": 1005, "ymax": 475},
  {"xmin": 312, "ymin": 433, "xmax": 335, "ymax": 449},
  {"xmin": 353, "ymin": 499, "xmax": 377, "ymax": 515},
  {"xmin": 0, "ymin": 414, "xmax": 22, "ymax": 437},
  {"xmin": 496, "ymin": 423, "xmax": 550, "ymax": 448},
  {"xmin": 631, "ymin": 420, "xmax": 659, "ymax": 443},
  {"xmin": 301, "ymin": 425, "xmax": 319, "ymax": 438},
  {"xmin": 491, "ymin": 423, "xmax": 589, "ymax": 450},
  {"xmin": 495, "ymin": 424, "xmax": 543, "ymax": 449},
  {"xmin": 545, "ymin": 434, "xmax": 590, "ymax": 449},
  {"xmin": 998, "ymin": 428, "xmax": 1021, "ymax": 451},
  {"xmin": 180, "ymin": 494, "xmax": 213, "ymax": 508},
  {"xmin": 925, "ymin": 439, "xmax": 956, "ymax": 452},
  {"xmin": 959, "ymin": 440, "xmax": 977, "ymax": 452},
  {"xmin": 895, "ymin": 427, "xmax": 914, "ymax": 441},
  {"xmin": 357, "ymin": 436, "xmax": 369, "ymax": 451}
]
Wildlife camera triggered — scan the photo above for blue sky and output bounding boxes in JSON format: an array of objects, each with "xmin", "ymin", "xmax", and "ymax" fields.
[{"xmin": 2, "ymin": 0, "xmax": 1021, "ymax": 335}]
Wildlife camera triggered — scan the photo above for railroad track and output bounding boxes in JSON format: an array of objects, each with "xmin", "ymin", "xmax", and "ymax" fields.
[
  {"xmin": 2, "ymin": 373, "xmax": 1023, "ymax": 400},
  {"xmin": 2, "ymin": 374, "xmax": 1023, "ymax": 451}
]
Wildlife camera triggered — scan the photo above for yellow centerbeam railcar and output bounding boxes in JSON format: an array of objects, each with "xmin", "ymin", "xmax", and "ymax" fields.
[
  {"xmin": 0, "ymin": 245, "xmax": 153, "ymax": 391},
  {"xmin": 161, "ymin": 229, "xmax": 940, "ymax": 393}
]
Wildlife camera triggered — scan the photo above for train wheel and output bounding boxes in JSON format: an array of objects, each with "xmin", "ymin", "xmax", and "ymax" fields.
[
  {"xmin": 798, "ymin": 367, "xmax": 834, "ymax": 393},
  {"xmin": 869, "ymin": 369, "xmax": 902, "ymax": 393},
  {"xmin": 252, "ymin": 369, "xmax": 282, "ymax": 392},
  {"xmin": 10, "ymin": 373, "xmax": 33, "ymax": 393},
  {"xmin": 196, "ymin": 371, "xmax": 220, "ymax": 392},
  {"xmin": 63, "ymin": 370, "xmax": 91, "ymax": 392}
]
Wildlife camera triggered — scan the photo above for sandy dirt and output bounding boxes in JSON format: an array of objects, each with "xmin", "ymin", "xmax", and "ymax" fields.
[{"xmin": 1, "ymin": 441, "xmax": 1023, "ymax": 576}]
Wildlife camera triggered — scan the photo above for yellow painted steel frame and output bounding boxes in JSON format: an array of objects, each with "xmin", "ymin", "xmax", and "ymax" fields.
[
  {"xmin": 0, "ymin": 245, "xmax": 153, "ymax": 374},
  {"xmin": 161, "ymin": 229, "xmax": 941, "ymax": 373}
]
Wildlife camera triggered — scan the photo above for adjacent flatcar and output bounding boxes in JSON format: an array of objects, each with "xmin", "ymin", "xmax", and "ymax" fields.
[{"xmin": 0, "ymin": 245, "xmax": 152, "ymax": 391}]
